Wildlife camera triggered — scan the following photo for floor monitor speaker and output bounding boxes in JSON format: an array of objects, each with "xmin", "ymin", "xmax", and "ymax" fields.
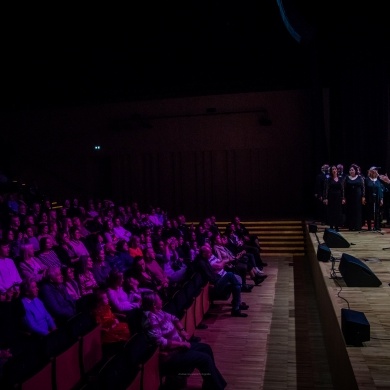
[
  {"xmin": 317, "ymin": 244, "xmax": 331, "ymax": 262},
  {"xmin": 323, "ymin": 228, "xmax": 350, "ymax": 248},
  {"xmin": 341, "ymin": 308, "xmax": 370, "ymax": 345},
  {"xmin": 339, "ymin": 253, "xmax": 382, "ymax": 287}
]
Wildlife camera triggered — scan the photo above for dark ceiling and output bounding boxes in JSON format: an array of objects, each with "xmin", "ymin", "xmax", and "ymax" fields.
[{"xmin": 1, "ymin": 1, "xmax": 389, "ymax": 110}]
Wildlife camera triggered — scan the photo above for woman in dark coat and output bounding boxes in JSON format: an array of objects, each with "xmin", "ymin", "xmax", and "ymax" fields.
[
  {"xmin": 323, "ymin": 165, "xmax": 345, "ymax": 231},
  {"xmin": 364, "ymin": 167, "xmax": 383, "ymax": 231},
  {"xmin": 344, "ymin": 164, "xmax": 365, "ymax": 231}
]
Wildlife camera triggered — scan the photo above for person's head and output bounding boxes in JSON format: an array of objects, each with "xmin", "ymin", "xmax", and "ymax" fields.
[
  {"xmin": 21, "ymin": 243, "xmax": 34, "ymax": 260},
  {"xmin": 70, "ymin": 227, "xmax": 81, "ymax": 241},
  {"xmin": 113, "ymin": 217, "xmax": 121, "ymax": 227},
  {"xmin": 25, "ymin": 215, "xmax": 35, "ymax": 226},
  {"xmin": 0, "ymin": 240, "xmax": 10, "ymax": 258},
  {"xmin": 233, "ymin": 216, "xmax": 241, "ymax": 225},
  {"xmin": 213, "ymin": 234, "xmax": 222, "ymax": 246},
  {"xmin": 156, "ymin": 240, "xmax": 165, "ymax": 252},
  {"xmin": 116, "ymin": 239, "xmax": 128, "ymax": 253},
  {"xmin": 349, "ymin": 164, "xmax": 359, "ymax": 177},
  {"xmin": 144, "ymin": 247, "xmax": 155, "ymax": 262},
  {"xmin": 330, "ymin": 165, "xmax": 338, "ymax": 177},
  {"xmin": 38, "ymin": 223, "xmax": 49, "ymax": 236},
  {"xmin": 21, "ymin": 278, "xmax": 39, "ymax": 299},
  {"xmin": 200, "ymin": 245, "xmax": 212, "ymax": 259},
  {"xmin": 95, "ymin": 289, "xmax": 109, "ymax": 306},
  {"xmin": 5, "ymin": 229, "xmax": 14, "ymax": 242},
  {"xmin": 48, "ymin": 267, "xmax": 63, "ymax": 284},
  {"xmin": 79, "ymin": 255, "xmax": 93, "ymax": 274},
  {"xmin": 72, "ymin": 217, "xmax": 81, "ymax": 227},
  {"xmin": 124, "ymin": 273, "xmax": 139, "ymax": 291},
  {"xmin": 94, "ymin": 248, "xmax": 105, "ymax": 263},
  {"xmin": 337, "ymin": 164, "xmax": 344, "ymax": 175},
  {"xmin": 167, "ymin": 237, "xmax": 177, "ymax": 249},
  {"xmin": 321, "ymin": 164, "xmax": 330, "ymax": 174},
  {"xmin": 368, "ymin": 167, "xmax": 379, "ymax": 179},
  {"xmin": 39, "ymin": 236, "xmax": 53, "ymax": 252},
  {"xmin": 142, "ymin": 291, "xmax": 162, "ymax": 312},
  {"xmin": 62, "ymin": 266, "xmax": 76, "ymax": 281},
  {"xmin": 25, "ymin": 226, "xmax": 35, "ymax": 238},
  {"xmin": 10, "ymin": 215, "xmax": 21, "ymax": 228}
]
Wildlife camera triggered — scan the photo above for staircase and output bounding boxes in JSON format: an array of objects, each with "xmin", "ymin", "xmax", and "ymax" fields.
[{"xmin": 214, "ymin": 220, "xmax": 306, "ymax": 257}]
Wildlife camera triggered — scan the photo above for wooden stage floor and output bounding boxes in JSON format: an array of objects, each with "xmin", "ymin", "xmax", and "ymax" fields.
[{"xmin": 306, "ymin": 225, "xmax": 390, "ymax": 390}]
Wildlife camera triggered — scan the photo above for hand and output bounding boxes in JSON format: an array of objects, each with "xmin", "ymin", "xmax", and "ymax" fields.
[
  {"xmin": 180, "ymin": 341, "xmax": 191, "ymax": 349},
  {"xmin": 323, "ymin": 199, "xmax": 328, "ymax": 205},
  {"xmin": 342, "ymin": 199, "xmax": 346, "ymax": 205}
]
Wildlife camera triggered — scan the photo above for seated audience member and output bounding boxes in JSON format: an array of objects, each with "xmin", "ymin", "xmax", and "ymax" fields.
[
  {"xmin": 177, "ymin": 235, "xmax": 190, "ymax": 262},
  {"xmin": 115, "ymin": 239, "xmax": 134, "ymax": 273},
  {"xmin": 21, "ymin": 278, "xmax": 56, "ymax": 336},
  {"xmin": 38, "ymin": 237, "xmax": 63, "ymax": 269},
  {"xmin": 113, "ymin": 217, "xmax": 132, "ymax": 242},
  {"xmin": 148, "ymin": 207, "xmax": 162, "ymax": 227},
  {"xmin": 177, "ymin": 214, "xmax": 190, "ymax": 240},
  {"xmin": 4, "ymin": 228, "xmax": 23, "ymax": 260},
  {"xmin": 39, "ymin": 266, "xmax": 77, "ymax": 325},
  {"xmin": 92, "ymin": 289, "xmax": 130, "ymax": 345},
  {"xmin": 92, "ymin": 248, "xmax": 111, "ymax": 288},
  {"xmin": 102, "ymin": 219, "xmax": 120, "ymax": 245},
  {"xmin": 23, "ymin": 215, "xmax": 37, "ymax": 236},
  {"xmin": 76, "ymin": 255, "xmax": 99, "ymax": 296},
  {"xmin": 106, "ymin": 270, "xmax": 142, "ymax": 314},
  {"xmin": 71, "ymin": 216, "xmax": 90, "ymax": 239},
  {"xmin": 128, "ymin": 235, "xmax": 143, "ymax": 258},
  {"xmin": 188, "ymin": 240, "xmax": 199, "ymax": 262},
  {"xmin": 61, "ymin": 266, "xmax": 82, "ymax": 301},
  {"xmin": 195, "ymin": 246, "xmax": 248, "ymax": 317},
  {"xmin": 18, "ymin": 244, "xmax": 47, "ymax": 283},
  {"xmin": 37, "ymin": 222, "xmax": 50, "ymax": 243},
  {"xmin": 104, "ymin": 242, "xmax": 121, "ymax": 271},
  {"xmin": 213, "ymin": 234, "xmax": 266, "ymax": 287},
  {"xmin": 0, "ymin": 240, "xmax": 23, "ymax": 296},
  {"xmin": 225, "ymin": 223, "xmax": 267, "ymax": 268},
  {"xmin": 154, "ymin": 240, "xmax": 168, "ymax": 267},
  {"xmin": 48, "ymin": 222, "xmax": 59, "ymax": 246},
  {"xmin": 69, "ymin": 227, "xmax": 90, "ymax": 257},
  {"xmin": 142, "ymin": 291, "xmax": 227, "ymax": 390},
  {"xmin": 132, "ymin": 256, "xmax": 165, "ymax": 295},
  {"xmin": 24, "ymin": 226, "xmax": 40, "ymax": 253},
  {"xmin": 143, "ymin": 247, "xmax": 170, "ymax": 290},
  {"xmin": 232, "ymin": 216, "xmax": 263, "ymax": 252},
  {"xmin": 164, "ymin": 237, "xmax": 188, "ymax": 285},
  {"xmin": 55, "ymin": 231, "xmax": 80, "ymax": 266}
]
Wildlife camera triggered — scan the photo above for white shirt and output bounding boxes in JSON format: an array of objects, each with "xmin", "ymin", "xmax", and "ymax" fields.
[{"xmin": 0, "ymin": 257, "xmax": 23, "ymax": 293}]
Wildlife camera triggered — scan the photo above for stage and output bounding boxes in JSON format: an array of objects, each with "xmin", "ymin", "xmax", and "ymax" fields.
[{"xmin": 306, "ymin": 224, "xmax": 390, "ymax": 390}]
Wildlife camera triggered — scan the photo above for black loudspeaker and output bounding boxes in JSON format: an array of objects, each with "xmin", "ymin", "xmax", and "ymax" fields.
[
  {"xmin": 341, "ymin": 308, "xmax": 370, "ymax": 345},
  {"xmin": 339, "ymin": 253, "xmax": 382, "ymax": 287},
  {"xmin": 317, "ymin": 244, "xmax": 331, "ymax": 262},
  {"xmin": 323, "ymin": 228, "xmax": 350, "ymax": 248},
  {"xmin": 309, "ymin": 224, "xmax": 318, "ymax": 233}
]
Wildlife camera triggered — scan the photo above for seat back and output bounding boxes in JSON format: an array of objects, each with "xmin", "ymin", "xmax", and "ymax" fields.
[
  {"xmin": 54, "ymin": 340, "xmax": 82, "ymax": 390},
  {"xmin": 81, "ymin": 324, "xmax": 103, "ymax": 375},
  {"xmin": 20, "ymin": 361, "xmax": 53, "ymax": 390}
]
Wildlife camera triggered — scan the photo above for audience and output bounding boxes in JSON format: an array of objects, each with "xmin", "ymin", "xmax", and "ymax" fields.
[{"xmin": 0, "ymin": 187, "xmax": 274, "ymax": 388}]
